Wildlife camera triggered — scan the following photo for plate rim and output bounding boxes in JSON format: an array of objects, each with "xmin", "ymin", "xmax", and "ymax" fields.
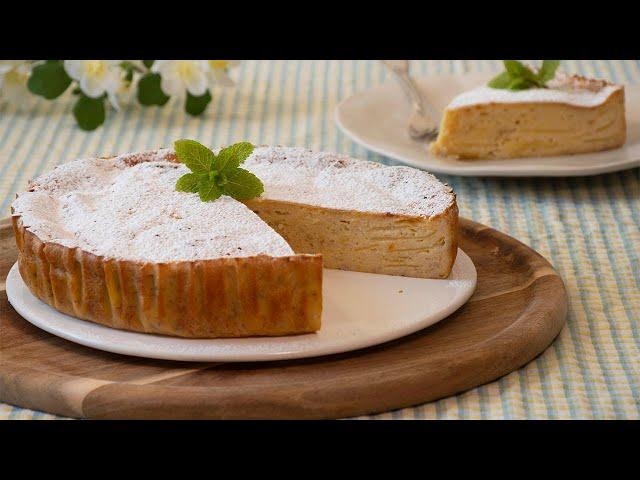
[
  {"xmin": 335, "ymin": 73, "xmax": 640, "ymax": 177},
  {"xmin": 5, "ymin": 250, "xmax": 477, "ymax": 363}
]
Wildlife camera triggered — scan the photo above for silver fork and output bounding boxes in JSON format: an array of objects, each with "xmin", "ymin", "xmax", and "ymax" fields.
[{"xmin": 382, "ymin": 60, "xmax": 439, "ymax": 141}]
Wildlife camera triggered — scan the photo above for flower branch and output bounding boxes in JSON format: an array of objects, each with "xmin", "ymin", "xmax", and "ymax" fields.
[{"xmin": 0, "ymin": 60, "xmax": 240, "ymax": 131}]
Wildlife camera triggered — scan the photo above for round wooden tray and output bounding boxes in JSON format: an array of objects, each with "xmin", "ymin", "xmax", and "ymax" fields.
[{"xmin": 0, "ymin": 217, "xmax": 567, "ymax": 419}]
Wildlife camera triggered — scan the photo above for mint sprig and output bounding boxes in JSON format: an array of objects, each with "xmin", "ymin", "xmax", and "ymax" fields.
[
  {"xmin": 174, "ymin": 139, "xmax": 264, "ymax": 202},
  {"xmin": 488, "ymin": 60, "xmax": 560, "ymax": 90}
]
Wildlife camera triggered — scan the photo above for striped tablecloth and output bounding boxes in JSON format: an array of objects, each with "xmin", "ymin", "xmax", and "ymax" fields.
[{"xmin": 1, "ymin": 60, "xmax": 638, "ymax": 420}]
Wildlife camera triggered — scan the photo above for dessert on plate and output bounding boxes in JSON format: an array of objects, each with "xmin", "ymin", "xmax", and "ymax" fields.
[
  {"xmin": 243, "ymin": 147, "xmax": 458, "ymax": 279},
  {"xmin": 430, "ymin": 61, "xmax": 627, "ymax": 160},
  {"xmin": 11, "ymin": 142, "xmax": 458, "ymax": 338}
]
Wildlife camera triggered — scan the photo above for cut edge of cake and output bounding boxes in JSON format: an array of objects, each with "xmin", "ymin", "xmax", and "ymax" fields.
[{"xmin": 245, "ymin": 196, "xmax": 458, "ymax": 279}]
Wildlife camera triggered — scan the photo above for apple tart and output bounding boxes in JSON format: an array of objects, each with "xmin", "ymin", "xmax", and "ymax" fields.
[{"xmin": 11, "ymin": 147, "xmax": 458, "ymax": 338}]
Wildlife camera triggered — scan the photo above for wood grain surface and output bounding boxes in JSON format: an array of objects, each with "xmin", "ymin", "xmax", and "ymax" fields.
[{"xmin": 0, "ymin": 217, "xmax": 567, "ymax": 419}]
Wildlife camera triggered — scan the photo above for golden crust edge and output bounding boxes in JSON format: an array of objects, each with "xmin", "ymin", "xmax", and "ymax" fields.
[{"xmin": 11, "ymin": 214, "xmax": 323, "ymax": 338}]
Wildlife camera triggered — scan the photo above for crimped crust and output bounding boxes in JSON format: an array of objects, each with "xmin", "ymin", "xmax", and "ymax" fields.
[
  {"xmin": 11, "ymin": 146, "xmax": 459, "ymax": 338},
  {"xmin": 12, "ymin": 215, "xmax": 322, "ymax": 338}
]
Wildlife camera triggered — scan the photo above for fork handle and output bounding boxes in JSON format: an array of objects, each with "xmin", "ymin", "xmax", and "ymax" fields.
[{"xmin": 387, "ymin": 67, "xmax": 426, "ymax": 115}]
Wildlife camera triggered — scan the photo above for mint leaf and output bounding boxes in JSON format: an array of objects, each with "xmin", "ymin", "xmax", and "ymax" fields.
[
  {"xmin": 175, "ymin": 173, "xmax": 202, "ymax": 193},
  {"xmin": 503, "ymin": 60, "xmax": 528, "ymax": 78},
  {"xmin": 489, "ymin": 60, "xmax": 562, "ymax": 90},
  {"xmin": 521, "ymin": 67, "xmax": 542, "ymax": 85},
  {"xmin": 137, "ymin": 73, "xmax": 170, "ymax": 106},
  {"xmin": 27, "ymin": 61, "xmax": 72, "ymax": 99},
  {"xmin": 222, "ymin": 168, "xmax": 264, "ymax": 200},
  {"xmin": 73, "ymin": 94, "xmax": 105, "ymax": 131},
  {"xmin": 538, "ymin": 60, "xmax": 560, "ymax": 83},
  {"xmin": 214, "ymin": 142, "xmax": 254, "ymax": 173},
  {"xmin": 185, "ymin": 90, "xmax": 212, "ymax": 116},
  {"xmin": 508, "ymin": 77, "xmax": 531, "ymax": 90},
  {"xmin": 174, "ymin": 139, "xmax": 214, "ymax": 174},
  {"xmin": 488, "ymin": 71, "xmax": 513, "ymax": 89},
  {"xmin": 198, "ymin": 179, "xmax": 222, "ymax": 202},
  {"xmin": 504, "ymin": 60, "xmax": 541, "ymax": 85},
  {"xmin": 174, "ymin": 139, "xmax": 264, "ymax": 202}
]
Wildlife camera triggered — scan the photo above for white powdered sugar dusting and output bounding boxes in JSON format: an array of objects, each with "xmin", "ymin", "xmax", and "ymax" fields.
[
  {"xmin": 245, "ymin": 146, "xmax": 455, "ymax": 217},
  {"xmin": 446, "ymin": 74, "xmax": 622, "ymax": 110},
  {"xmin": 12, "ymin": 146, "xmax": 455, "ymax": 262},
  {"xmin": 12, "ymin": 153, "xmax": 294, "ymax": 262}
]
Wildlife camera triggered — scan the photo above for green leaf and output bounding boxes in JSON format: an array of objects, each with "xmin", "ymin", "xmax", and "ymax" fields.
[
  {"xmin": 507, "ymin": 77, "xmax": 531, "ymax": 90},
  {"xmin": 137, "ymin": 73, "xmax": 170, "ymax": 106},
  {"xmin": 175, "ymin": 173, "xmax": 202, "ymax": 193},
  {"xmin": 173, "ymin": 139, "xmax": 263, "ymax": 202},
  {"xmin": 120, "ymin": 61, "xmax": 138, "ymax": 84},
  {"xmin": 142, "ymin": 60, "xmax": 155, "ymax": 69},
  {"xmin": 185, "ymin": 90, "xmax": 212, "ymax": 116},
  {"xmin": 503, "ymin": 60, "xmax": 527, "ymax": 77},
  {"xmin": 488, "ymin": 71, "xmax": 513, "ymax": 89},
  {"xmin": 521, "ymin": 67, "xmax": 541, "ymax": 85},
  {"xmin": 222, "ymin": 168, "xmax": 264, "ymax": 200},
  {"xmin": 489, "ymin": 60, "xmax": 562, "ymax": 90},
  {"xmin": 120, "ymin": 60, "xmax": 142, "ymax": 73},
  {"xmin": 214, "ymin": 142, "xmax": 254, "ymax": 173},
  {"xmin": 198, "ymin": 179, "xmax": 222, "ymax": 202},
  {"xmin": 27, "ymin": 61, "xmax": 72, "ymax": 99},
  {"xmin": 504, "ymin": 60, "xmax": 541, "ymax": 85},
  {"xmin": 174, "ymin": 139, "xmax": 214, "ymax": 174},
  {"xmin": 538, "ymin": 60, "xmax": 560, "ymax": 84},
  {"xmin": 73, "ymin": 94, "xmax": 105, "ymax": 131}
]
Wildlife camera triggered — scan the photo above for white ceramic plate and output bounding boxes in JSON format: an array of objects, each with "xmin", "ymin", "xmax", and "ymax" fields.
[
  {"xmin": 6, "ymin": 250, "xmax": 476, "ymax": 362},
  {"xmin": 335, "ymin": 73, "xmax": 640, "ymax": 177}
]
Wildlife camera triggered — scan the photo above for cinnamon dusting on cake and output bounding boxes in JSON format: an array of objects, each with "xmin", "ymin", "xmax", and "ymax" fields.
[{"xmin": 548, "ymin": 73, "xmax": 614, "ymax": 93}]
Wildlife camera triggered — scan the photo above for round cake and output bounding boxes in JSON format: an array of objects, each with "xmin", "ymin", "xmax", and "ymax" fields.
[{"xmin": 11, "ymin": 146, "xmax": 458, "ymax": 338}]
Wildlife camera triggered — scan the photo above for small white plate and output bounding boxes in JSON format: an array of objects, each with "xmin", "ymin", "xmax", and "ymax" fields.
[
  {"xmin": 6, "ymin": 250, "xmax": 476, "ymax": 362},
  {"xmin": 335, "ymin": 73, "xmax": 640, "ymax": 177}
]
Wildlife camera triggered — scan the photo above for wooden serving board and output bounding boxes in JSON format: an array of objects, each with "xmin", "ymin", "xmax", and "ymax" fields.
[{"xmin": 0, "ymin": 217, "xmax": 567, "ymax": 419}]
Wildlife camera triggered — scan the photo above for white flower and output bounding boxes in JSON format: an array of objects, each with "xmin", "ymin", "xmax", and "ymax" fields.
[
  {"xmin": 151, "ymin": 60, "xmax": 210, "ymax": 97},
  {"xmin": 208, "ymin": 60, "xmax": 240, "ymax": 87},
  {"xmin": 0, "ymin": 61, "xmax": 31, "ymax": 103},
  {"xmin": 64, "ymin": 60, "xmax": 123, "ymax": 109}
]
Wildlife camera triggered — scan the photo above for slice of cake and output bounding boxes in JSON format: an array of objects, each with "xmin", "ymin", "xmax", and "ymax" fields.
[
  {"xmin": 11, "ymin": 146, "xmax": 458, "ymax": 338},
  {"xmin": 243, "ymin": 147, "xmax": 458, "ymax": 279},
  {"xmin": 430, "ymin": 73, "xmax": 626, "ymax": 160}
]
